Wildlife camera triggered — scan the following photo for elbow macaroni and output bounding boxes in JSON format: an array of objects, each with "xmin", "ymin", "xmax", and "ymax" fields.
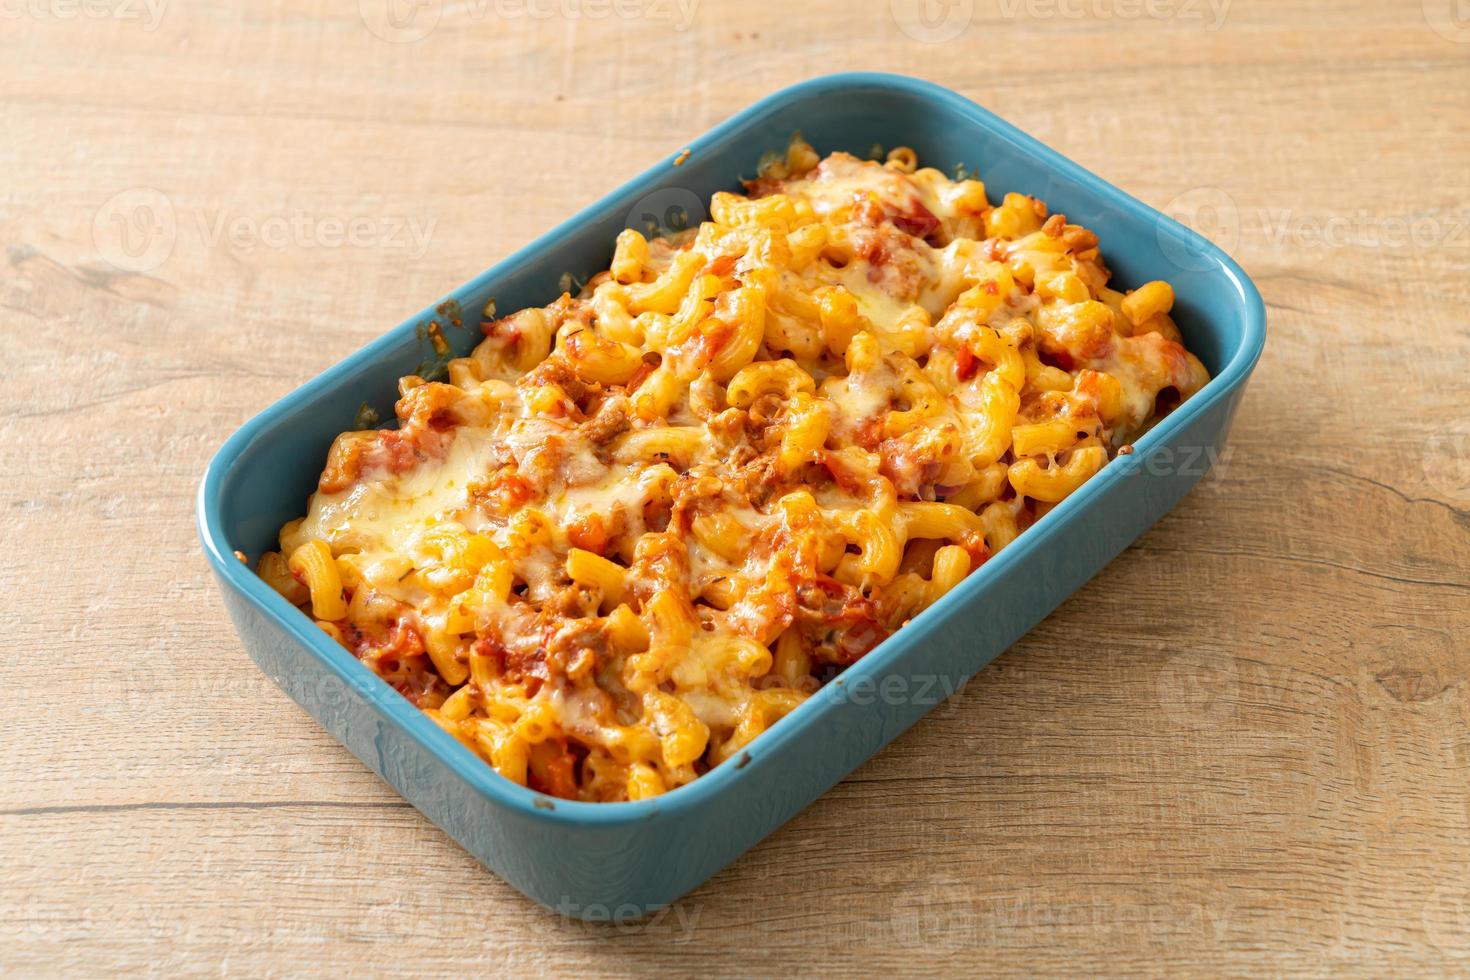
[{"xmin": 255, "ymin": 141, "xmax": 1209, "ymax": 802}]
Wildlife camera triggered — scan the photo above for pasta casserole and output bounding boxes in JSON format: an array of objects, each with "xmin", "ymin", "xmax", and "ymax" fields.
[{"xmin": 256, "ymin": 138, "xmax": 1210, "ymax": 802}]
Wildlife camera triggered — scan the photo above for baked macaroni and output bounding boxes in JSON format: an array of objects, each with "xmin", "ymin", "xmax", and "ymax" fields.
[{"xmin": 259, "ymin": 140, "xmax": 1210, "ymax": 802}]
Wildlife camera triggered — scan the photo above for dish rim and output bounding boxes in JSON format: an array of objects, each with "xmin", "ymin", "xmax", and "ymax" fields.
[{"xmin": 197, "ymin": 70, "xmax": 1266, "ymax": 827}]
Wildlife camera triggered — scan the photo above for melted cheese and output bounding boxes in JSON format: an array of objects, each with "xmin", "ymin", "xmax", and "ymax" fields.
[
  {"xmin": 267, "ymin": 141, "xmax": 1207, "ymax": 803},
  {"xmin": 299, "ymin": 427, "xmax": 495, "ymax": 554}
]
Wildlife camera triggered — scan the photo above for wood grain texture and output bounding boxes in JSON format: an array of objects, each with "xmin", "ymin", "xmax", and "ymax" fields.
[{"xmin": 3, "ymin": 0, "xmax": 1468, "ymax": 974}]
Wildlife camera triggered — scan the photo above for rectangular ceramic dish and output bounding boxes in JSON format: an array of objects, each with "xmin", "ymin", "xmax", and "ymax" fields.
[{"xmin": 198, "ymin": 72, "xmax": 1265, "ymax": 917}]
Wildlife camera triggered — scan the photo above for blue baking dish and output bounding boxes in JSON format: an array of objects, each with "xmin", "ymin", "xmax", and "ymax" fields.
[{"xmin": 198, "ymin": 72, "xmax": 1264, "ymax": 918}]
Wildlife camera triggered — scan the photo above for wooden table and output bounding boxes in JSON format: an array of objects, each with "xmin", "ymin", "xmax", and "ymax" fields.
[{"xmin": 5, "ymin": 0, "xmax": 1468, "ymax": 974}]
